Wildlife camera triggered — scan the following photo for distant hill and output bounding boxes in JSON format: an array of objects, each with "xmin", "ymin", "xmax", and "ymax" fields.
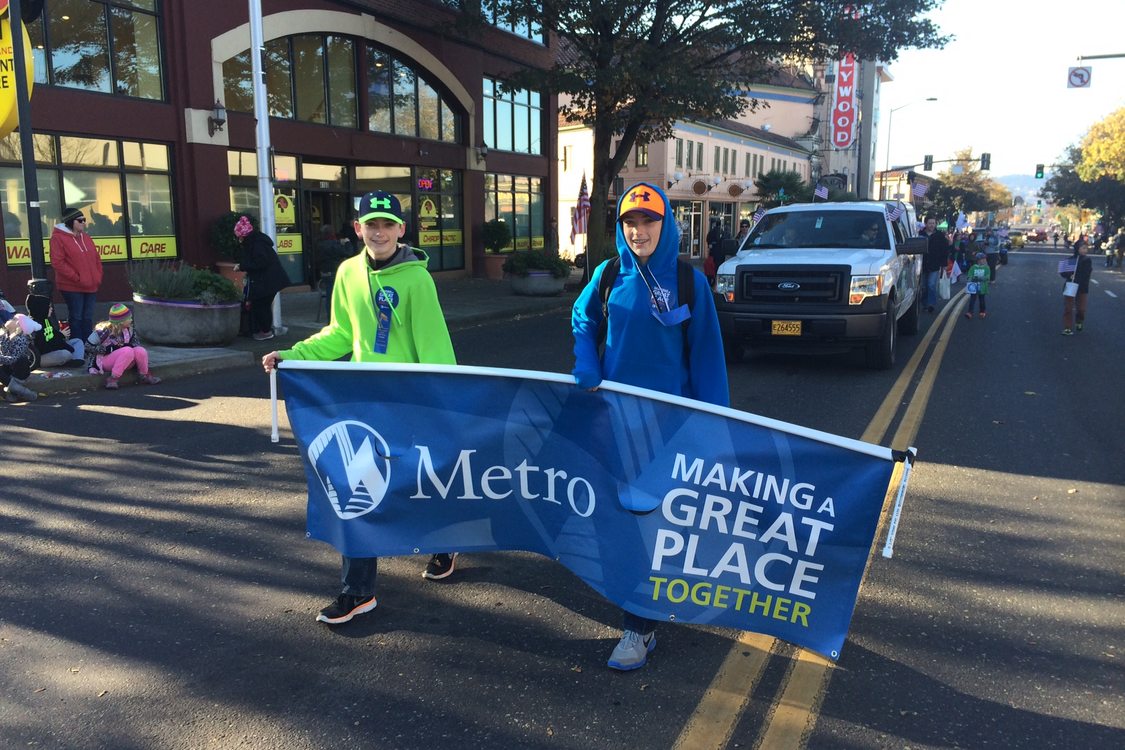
[{"xmin": 994, "ymin": 174, "xmax": 1047, "ymax": 201}]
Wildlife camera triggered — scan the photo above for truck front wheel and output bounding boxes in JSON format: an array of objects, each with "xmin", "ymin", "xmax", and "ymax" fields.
[{"xmin": 865, "ymin": 315, "xmax": 897, "ymax": 370}]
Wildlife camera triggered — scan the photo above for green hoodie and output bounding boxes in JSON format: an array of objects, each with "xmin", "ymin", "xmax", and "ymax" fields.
[{"xmin": 279, "ymin": 244, "xmax": 455, "ymax": 365}]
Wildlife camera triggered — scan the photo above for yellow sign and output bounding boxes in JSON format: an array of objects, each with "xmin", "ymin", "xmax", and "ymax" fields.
[
  {"xmin": 274, "ymin": 193, "xmax": 295, "ymax": 226},
  {"xmin": 417, "ymin": 229, "xmax": 463, "ymax": 247},
  {"xmin": 130, "ymin": 235, "xmax": 177, "ymax": 260},
  {"xmin": 0, "ymin": 13, "xmax": 35, "ymax": 140},
  {"xmin": 276, "ymin": 233, "xmax": 302, "ymax": 255},
  {"xmin": 92, "ymin": 236, "xmax": 129, "ymax": 263},
  {"xmin": 5, "ymin": 237, "xmax": 35, "ymax": 266}
]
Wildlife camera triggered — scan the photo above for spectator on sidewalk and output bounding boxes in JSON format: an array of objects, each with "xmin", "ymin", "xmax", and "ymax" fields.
[
  {"xmin": 1060, "ymin": 240, "xmax": 1093, "ymax": 335},
  {"xmin": 233, "ymin": 216, "xmax": 289, "ymax": 341},
  {"xmin": 26, "ymin": 294, "xmax": 84, "ymax": 368},
  {"xmin": 983, "ymin": 229, "xmax": 1001, "ymax": 283},
  {"xmin": 85, "ymin": 304, "xmax": 161, "ymax": 389},
  {"xmin": 1, "ymin": 314, "xmax": 40, "ymax": 402},
  {"xmin": 315, "ymin": 224, "xmax": 353, "ymax": 319},
  {"xmin": 261, "ymin": 190, "xmax": 460, "ymax": 627},
  {"xmin": 571, "ymin": 181, "xmax": 728, "ymax": 671},
  {"xmin": 50, "ymin": 207, "xmax": 103, "ymax": 344}
]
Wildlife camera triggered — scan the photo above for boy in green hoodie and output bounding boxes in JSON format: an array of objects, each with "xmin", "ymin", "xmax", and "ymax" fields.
[{"xmin": 262, "ymin": 191, "xmax": 459, "ymax": 625}]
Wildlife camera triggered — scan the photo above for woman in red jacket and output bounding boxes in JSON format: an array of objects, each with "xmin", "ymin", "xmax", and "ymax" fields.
[{"xmin": 50, "ymin": 206, "xmax": 103, "ymax": 344}]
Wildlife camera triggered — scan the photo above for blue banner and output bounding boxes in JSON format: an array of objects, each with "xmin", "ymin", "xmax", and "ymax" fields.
[{"xmin": 278, "ymin": 363, "xmax": 899, "ymax": 659}]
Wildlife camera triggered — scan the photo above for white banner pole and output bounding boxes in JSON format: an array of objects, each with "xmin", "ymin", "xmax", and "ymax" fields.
[
  {"xmin": 881, "ymin": 449, "xmax": 916, "ymax": 558},
  {"xmin": 270, "ymin": 367, "xmax": 279, "ymax": 443}
]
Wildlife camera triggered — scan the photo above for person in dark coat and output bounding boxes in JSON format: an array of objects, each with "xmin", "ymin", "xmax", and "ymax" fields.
[
  {"xmin": 1060, "ymin": 239, "xmax": 1093, "ymax": 335},
  {"xmin": 233, "ymin": 215, "xmax": 290, "ymax": 341},
  {"xmin": 921, "ymin": 215, "xmax": 951, "ymax": 312}
]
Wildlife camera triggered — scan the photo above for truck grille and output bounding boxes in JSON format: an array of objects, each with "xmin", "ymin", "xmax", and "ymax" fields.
[{"xmin": 739, "ymin": 267, "xmax": 847, "ymax": 304}]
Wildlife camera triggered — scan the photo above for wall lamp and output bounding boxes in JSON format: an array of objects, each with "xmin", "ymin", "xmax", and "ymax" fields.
[
  {"xmin": 208, "ymin": 100, "xmax": 227, "ymax": 137},
  {"xmin": 475, "ymin": 145, "xmax": 489, "ymax": 162}
]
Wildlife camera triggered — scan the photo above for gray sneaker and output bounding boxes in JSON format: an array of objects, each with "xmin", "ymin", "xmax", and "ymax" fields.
[
  {"xmin": 607, "ymin": 630, "xmax": 655, "ymax": 671},
  {"xmin": 4, "ymin": 378, "xmax": 37, "ymax": 402}
]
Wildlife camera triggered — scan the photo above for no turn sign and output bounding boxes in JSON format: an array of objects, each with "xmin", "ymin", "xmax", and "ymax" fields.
[{"xmin": 1068, "ymin": 66, "xmax": 1092, "ymax": 88}]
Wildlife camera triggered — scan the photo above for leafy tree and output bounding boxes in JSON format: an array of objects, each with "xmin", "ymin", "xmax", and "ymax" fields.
[
  {"xmin": 453, "ymin": 1, "xmax": 946, "ymax": 263},
  {"xmin": 1077, "ymin": 106, "xmax": 1125, "ymax": 182},
  {"xmin": 755, "ymin": 170, "xmax": 812, "ymax": 207},
  {"xmin": 928, "ymin": 148, "xmax": 1010, "ymax": 224},
  {"xmin": 1042, "ymin": 145, "xmax": 1125, "ymax": 228}
]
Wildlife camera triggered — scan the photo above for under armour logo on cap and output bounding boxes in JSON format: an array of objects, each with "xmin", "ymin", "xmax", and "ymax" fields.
[
  {"xmin": 357, "ymin": 191, "xmax": 404, "ymax": 225},
  {"xmin": 619, "ymin": 184, "xmax": 665, "ymax": 221}
]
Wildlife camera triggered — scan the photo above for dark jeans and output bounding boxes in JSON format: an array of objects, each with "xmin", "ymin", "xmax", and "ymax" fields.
[
  {"xmin": 0, "ymin": 353, "xmax": 33, "ymax": 385},
  {"xmin": 249, "ymin": 296, "xmax": 274, "ymax": 334},
  {"xmin": 623, "ymin": 610, "xmax": 657, "ymax": 635},
  {"xmin": 986, "ymin": 254, "xmax": 998, "ymax": 281},
  {"xmin": 967, "ymin": 293, "xmax": 987, "ymax": 314},
  {"xmin": 341, "ymin": 556, "xmax": 378, "ymax": 597},
  {"xmin": 60, "ymin": 290, "xmax": 97, "ymax": 344}
]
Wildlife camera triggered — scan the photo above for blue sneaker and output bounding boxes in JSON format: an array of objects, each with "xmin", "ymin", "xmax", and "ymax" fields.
[{"xmin": 607, "ymin": 630, "xmax": 656, "ymax": 671}]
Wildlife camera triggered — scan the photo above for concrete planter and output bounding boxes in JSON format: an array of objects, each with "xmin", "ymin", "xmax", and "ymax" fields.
[
  {"xmin": 509, "ymin": 271, "xmax": 567, "ymax": 296},
  {"xmin": 132, "ymin": 295, "xmax": 241, "ymax": 346}
]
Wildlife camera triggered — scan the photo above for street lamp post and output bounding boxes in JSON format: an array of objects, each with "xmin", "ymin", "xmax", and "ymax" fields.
[{"xmin": 881, "ymin": 97, "xmax": 937, "ymax": 199}]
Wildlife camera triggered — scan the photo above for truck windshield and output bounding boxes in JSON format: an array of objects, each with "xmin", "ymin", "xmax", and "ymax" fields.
[{"xmin": 746, "ymin": 210, "xmax": 890, "ymax": 250}]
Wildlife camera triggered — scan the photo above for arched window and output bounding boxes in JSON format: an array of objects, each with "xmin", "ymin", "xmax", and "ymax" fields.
[{"xmin": 222, "ymin": 36, "xmax": 461, "ymax": 143}]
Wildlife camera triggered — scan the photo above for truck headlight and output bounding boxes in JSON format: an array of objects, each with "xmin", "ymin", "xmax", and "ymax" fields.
[
  {"xmin": 715, "ymin": 273, "xmax": 735, "ymax": 302},
  {"xmin": 849, "ymin": 275, "xmax": 883, "ymax": 305}
]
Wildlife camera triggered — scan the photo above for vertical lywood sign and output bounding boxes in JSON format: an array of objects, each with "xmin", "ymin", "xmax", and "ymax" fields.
[{"xmin": 831, "ymin": 54, "xmax": 857, "ymax": 150}]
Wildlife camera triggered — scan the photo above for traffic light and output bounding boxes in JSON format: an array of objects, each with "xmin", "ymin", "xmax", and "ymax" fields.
[
  {"xmin": 923, "ymin": 155, "xmax": 933, "ymax": 171},
  {"xmin": 1035, "ymin": 163, "xmax": 1045, "ymax": 179},
  {"xmin": 980, "ymin": 153, "xmax": 991, "ymax": 171}
]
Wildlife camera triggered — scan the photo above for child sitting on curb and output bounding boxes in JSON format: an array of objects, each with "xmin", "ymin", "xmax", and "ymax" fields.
[
  {"xmin": 85, "ymin": 303, "xmax": 162, "ymax": 389},
  {"xmin": 1, "ymin": 313, "xmax": 41, "ymax": 402}
]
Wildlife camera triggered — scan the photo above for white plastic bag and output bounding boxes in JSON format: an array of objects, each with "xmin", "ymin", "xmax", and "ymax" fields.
[
  {"xmin": 1063, "ymin": 281, "xmax": 1079, "ymax": 298},
  {"xmin": 937, "ymin": 270, "xmax": 951, "ymax": 300}
]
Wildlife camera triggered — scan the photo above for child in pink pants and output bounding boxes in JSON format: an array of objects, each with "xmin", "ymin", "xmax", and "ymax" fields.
[{"xmin": 85, "ymin": 303, "xmax": 161, "ymax": 390}]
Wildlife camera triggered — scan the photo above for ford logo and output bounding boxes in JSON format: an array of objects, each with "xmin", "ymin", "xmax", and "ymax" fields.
[{"xmin": 777, "ymin": 281, "xmax": 801, "ymax": 291}]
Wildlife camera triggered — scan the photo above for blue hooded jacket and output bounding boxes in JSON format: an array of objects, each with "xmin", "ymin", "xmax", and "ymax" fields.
[{"xmin": 571, "ymin": 181, "xmax": 729, "ymax": 407}]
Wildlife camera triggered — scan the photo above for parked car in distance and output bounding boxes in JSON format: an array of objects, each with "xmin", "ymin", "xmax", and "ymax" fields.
[
  {"xmin": 1006, "ymin": 231, "xmax": 1025, "ymax": 250},
  {"xmin": 1026, "ymin": 228, "xmax": 1049, "ymax": 243}
]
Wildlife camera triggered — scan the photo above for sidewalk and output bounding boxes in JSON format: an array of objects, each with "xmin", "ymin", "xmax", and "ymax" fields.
[{"xmin": 25, "ymin": 274, "xmax": 583, "ymax": 396}]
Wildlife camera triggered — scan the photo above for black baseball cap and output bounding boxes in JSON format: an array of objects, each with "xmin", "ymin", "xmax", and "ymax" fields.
[{"xmin": 357, "ymin": 191, "xmax": 404, "ymax": 225}]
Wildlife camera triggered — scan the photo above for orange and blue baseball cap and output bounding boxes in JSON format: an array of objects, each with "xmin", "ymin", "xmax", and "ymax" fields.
[{"xmin": 618, "ymin": 184, "xmax": 665, "ymax": 221}]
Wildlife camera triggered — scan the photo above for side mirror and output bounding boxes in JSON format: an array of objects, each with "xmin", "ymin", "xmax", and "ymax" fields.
[{"xmin": 897, "ymin": 236, "xmax": 929, "ymax": 256}]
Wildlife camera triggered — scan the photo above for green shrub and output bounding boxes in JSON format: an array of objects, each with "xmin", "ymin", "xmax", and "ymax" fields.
[
  {"xmin": 501, "ymin": 249, "xmax": 572, "ymax": 279},
  {"xmin": 209, "ymin": 211, "xmax": 257, "ymax": 259},
  {"xmin": 128, "ymin": 261, "xmax": 241, "ymax": 305},
  {"xmin": 482, "ymin": 218, "xmax": 512, "ymax": 254}
]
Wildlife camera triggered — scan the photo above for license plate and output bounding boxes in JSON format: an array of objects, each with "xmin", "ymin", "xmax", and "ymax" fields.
[{"xmin": 771, "ymin": 320, "xmax": 802, "ymax": 336}]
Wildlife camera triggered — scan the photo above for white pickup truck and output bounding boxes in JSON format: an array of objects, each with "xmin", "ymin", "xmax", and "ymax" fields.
[{"xmin": 714, "ymin": 201, "xmax": 928, "ymax": 369}]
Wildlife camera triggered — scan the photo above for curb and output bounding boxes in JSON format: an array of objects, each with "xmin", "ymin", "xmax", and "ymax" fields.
[{"xmin": 28, "ymin": 348, "xmax": 255, "ymax": 396}]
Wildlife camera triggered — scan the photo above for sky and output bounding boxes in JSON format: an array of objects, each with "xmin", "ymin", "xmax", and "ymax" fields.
[{"xmin": 876, "ymin": 0, "xmax": 1125, "ymax": 179}]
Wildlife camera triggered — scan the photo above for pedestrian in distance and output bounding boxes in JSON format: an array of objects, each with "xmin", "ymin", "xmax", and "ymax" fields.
[
  {"xmin": 571, "ymin": 181, "xmax": 729, "ymax": 671},
  {"xmin": 1052, "ymin": 231, "xmax": 1060, "ymax": 250},
  {"xmin": 1114, "ymin": 227, "xmax": 1125, "ymax": 269},
  {"xmin": 314, "ymin": 224, "xmax": 353, "ymax": 321},
  {"xmin": 50, "ymin": 206, "xmax": 104, "ymax": 345},
  {"xmin": 983, "ymin": 229, "xmax": 1001, "ymax": 283},
  {"xmin": 85, "ymin": 304, "xmax": 161, "ymax": 389},
  {"xmin": 261, "ymin": 191, "xmax": 460, "ymax": 627},
  {"xmin": 921, "ymin": 215, "xmax": 951, "ymax": 312},
  {"xmin": 233, "ymin": 215, "xmax": 290, "ymax": 341},
  {"xmin": 1060, "ymin": 240, "xmax": 1092, "ymax": 335},
  {"xmin": 963, "ymin": 253, "xmax": 990, "ymax": 320},
  {"xmin": 0, "ymin": 313, "xmax": 41, "ymax": 402}
]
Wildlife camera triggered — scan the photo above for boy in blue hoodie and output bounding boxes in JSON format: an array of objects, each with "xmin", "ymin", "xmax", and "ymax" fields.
[{"xmin": 571, "ymin": 182, "xmax": 729, "ymax": 670}]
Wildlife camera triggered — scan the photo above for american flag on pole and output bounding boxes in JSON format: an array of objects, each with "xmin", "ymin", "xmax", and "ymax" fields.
[
  {"xmin": 912, "ymin": 181, "xmax": 929, "ymax": 198},
  {"xmin": 814, "ymin": 184, "xmax": 829, "ymax": 200},
  {"xmin": 570, "ymin": 173, "xmax": 591, "ymax": 244},
  {"xmin": 751, "ymin": 207, "xmax": 767, "ymax": 225},
  {"xmin": 885, "ymin": 204, "xmax": 903, "ymax": 222},
  {"xmin": 1057, "ymin": 258, "xmax": 1077, "ymax": 275}
]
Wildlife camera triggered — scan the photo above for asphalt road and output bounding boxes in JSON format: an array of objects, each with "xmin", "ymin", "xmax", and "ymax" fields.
[{"xmin": 2, "ymin": 244, "xmax": 1122, "ymax": 749}]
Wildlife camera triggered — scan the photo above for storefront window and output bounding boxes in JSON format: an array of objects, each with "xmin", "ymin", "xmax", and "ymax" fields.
[
  {"xmin": 327, "ymin": 36, "xmax": 358, "ymax": 129},
  {"xmin": 1, "ymin": 134, "xmax": 174, "ymax": 265},
  {"xmin": 484, "ymin": 173, "xmax": 544, "ymax": 252},
  {"xmin": 265, "ymin": 38, "xmax": 294, "ymax": 119},
  {"xmin": 42, "ymin": 0, "xmax": 163, "ymax": 100}
]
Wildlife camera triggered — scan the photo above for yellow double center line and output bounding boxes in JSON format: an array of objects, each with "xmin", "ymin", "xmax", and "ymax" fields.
[{"xmin": 673, "ymin": 292, "xmax": 969, "ymax": 750}]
